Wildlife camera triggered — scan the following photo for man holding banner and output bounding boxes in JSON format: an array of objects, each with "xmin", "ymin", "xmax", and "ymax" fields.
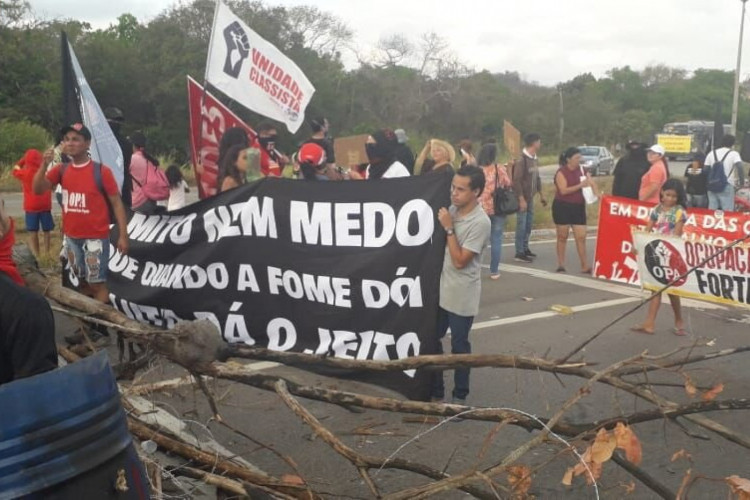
[{"xmin": 433, "ymin": 166, "xmax": 491, "ymax": 404}]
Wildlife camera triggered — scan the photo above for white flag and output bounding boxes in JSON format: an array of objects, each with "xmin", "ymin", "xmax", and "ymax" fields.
[
  {"xmin": 67, "ymin": 41, "xmax": 124, "ymax": 188},
  {"xmin": 205, "ymin": 2, "xmax": 315, "ymax": 133}
]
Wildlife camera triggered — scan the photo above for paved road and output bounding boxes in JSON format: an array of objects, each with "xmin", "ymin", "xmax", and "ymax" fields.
[
  {"xmin": 46, "ymin": 231, "xmax": 749, "ymax": 498},
  {"xmin": 539, "ymin": 160, "xmax": 691, "ymax": 185}
]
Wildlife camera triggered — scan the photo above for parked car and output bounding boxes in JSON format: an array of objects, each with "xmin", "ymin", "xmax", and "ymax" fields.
[{"xmin": 578, "ymin": 146, "xmax": 615, "ymax": 176}]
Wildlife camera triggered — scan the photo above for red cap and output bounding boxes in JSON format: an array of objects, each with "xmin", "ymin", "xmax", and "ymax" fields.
[{"xmin": 298, "ymin": 142, "xmax": 326, "ymax": 166}]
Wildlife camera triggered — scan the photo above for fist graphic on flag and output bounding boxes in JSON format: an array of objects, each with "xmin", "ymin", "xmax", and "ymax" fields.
[{"xmin": 223, "ymin": 21, "xmax": 250, "ymax": 78}]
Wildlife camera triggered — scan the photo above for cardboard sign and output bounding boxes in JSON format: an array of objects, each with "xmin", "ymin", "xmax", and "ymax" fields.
[
  {"xmin": 333, "ymin": 134, "xmax": 369, "ymax": 167},
  {"xmin": 504, "ymin": 120, "xmax": 521, "ymax": 160}
]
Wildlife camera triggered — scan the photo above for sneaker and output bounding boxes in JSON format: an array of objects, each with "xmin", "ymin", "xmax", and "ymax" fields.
[
  {"xmin": 524, "ymin": 249, "xmax": 537, "ymax": 258},
  {"xmin": 514, "ymin": 253, "xmax": 533, "ymax": 263},
  {"xmin": 451, "ymin": 397, "xmax": 467, "ymax": 406},
  {"xmin": 430, "ymin": 396, "xmax": 444, "ymax": 403}
]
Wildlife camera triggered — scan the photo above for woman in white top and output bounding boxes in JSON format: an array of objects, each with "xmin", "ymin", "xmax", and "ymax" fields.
[
  {"xmin": 165, "ymin": 165, "xmax": 190, "ymax": 211},
  {"xmin": 364, "ymin": 129, "xmax": 410, "ymax": 179}
]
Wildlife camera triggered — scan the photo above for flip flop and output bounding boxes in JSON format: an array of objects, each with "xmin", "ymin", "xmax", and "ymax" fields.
[
  {"xmin": 630, "ymin": 325, "xmax": 655, "ymax": 335},
  {"xmin": 673, "ymin": 327, "xmax": 688, "ymax": 336},
  {"xmin": 555, "ymin": 266, "xmax": 566, "ymax": 273},
  {"xmin": 581, "ymin": 268, "xmax": 592, "ymax": 274},
  {"xmin": 489, "ymin": 273, "xmax": 501, "ymax": 280}
]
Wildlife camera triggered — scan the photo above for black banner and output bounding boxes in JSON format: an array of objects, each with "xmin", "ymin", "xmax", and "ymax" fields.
[{"xmin": 106, "ymin": 174, "xmax": 451, "ymax": 399}]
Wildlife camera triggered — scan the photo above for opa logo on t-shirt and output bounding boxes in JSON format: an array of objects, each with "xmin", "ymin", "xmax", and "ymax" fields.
[
  {"xmin": 61, "ymin": 189, "xmax": 89, "ymax": 214},
  {"xmin": 644, "ymin": 239, "xmax": 688, "ymax": 287}
]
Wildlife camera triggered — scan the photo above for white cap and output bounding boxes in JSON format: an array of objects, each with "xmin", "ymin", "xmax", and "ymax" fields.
[{"xmin": 647, "ymin": 144, "xmax": 665, "ymax": 155}]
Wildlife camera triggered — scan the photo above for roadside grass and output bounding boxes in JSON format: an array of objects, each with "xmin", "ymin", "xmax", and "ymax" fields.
[
  {"xmin": 0, "ymin": 164, "xmax": 19, "ymax": 191},
  {"xmin": 11, "ymin": 214, "xmax": 64, "ymax": 274}
]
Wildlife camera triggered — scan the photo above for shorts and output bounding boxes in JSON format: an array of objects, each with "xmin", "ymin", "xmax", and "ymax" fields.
[
  {"xmin": 65, "ymin": 237, "xmax": 109, "ymax": 284},
  {"xmin": 25, "ymin": 211, "xmax": 54, "ymax": 232},
  {"xmin": 552, "ymin": 199, "xmax": 587, "ymax": 226}
]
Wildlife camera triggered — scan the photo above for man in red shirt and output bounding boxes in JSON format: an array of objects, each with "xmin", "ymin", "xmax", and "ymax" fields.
[{"xmin": 33, "ymin": 123, "xmax": 129, "ymax": 303}]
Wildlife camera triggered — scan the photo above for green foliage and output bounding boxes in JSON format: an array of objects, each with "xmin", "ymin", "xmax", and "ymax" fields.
[
  {"xmin": 0, "ymin": 119, "xmax": 51, "ymax": 165},
  {"xmin": 0, "ymin": 0, "xmax": 749, "ymax": 165}
]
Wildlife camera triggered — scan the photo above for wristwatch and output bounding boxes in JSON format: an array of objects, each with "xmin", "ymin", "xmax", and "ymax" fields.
[{"xmin": 445, "ymin": 227, "xmax": 455, "ymax": 236}]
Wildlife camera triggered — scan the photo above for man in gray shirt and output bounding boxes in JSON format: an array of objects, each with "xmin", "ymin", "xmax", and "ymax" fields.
[{"xmin": 433, "ymin": 165, "xmax": 491, "ymax": 404}]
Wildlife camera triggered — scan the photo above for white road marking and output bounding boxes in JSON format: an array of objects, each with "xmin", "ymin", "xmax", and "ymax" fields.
[
  {"xmin": 487, "ymin": 262, "xmax": 726, "ymax": 311},
  {"xmin": 498, "ymin": 236, "xmax": 597, "ymax": 247},
  {"xmin": 473, "ymin": 296, "xmax": 641, "ymax": 332}
]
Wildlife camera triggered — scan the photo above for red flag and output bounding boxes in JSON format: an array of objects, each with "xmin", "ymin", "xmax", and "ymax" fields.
[{"xmin": 187, "ymin": 76, "xmax": 256, "ymax": 199}]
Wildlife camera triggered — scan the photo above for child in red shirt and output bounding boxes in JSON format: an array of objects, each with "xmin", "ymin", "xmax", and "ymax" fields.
[{"xmin": 12, "ymin": 149, "xmax": 53, "ymax": 257}]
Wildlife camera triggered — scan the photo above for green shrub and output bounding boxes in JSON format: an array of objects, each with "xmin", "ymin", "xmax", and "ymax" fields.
[{"xmin": 0, "ymin": 120, "xmax": 51, "ymax": 166}]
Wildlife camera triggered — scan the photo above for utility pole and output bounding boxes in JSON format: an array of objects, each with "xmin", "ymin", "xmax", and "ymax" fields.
[
  {"xmin": 557, "ymin": 84, "xmax": 564, "ymax": 148},
  {"xmin": 731, "ymin": 0, "xmax": 748, "ymax": 136}
]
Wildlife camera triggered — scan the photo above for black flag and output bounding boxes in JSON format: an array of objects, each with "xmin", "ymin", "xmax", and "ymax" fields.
[{"xmin": 61, "ymin": 31, "xmax": 82, "ymax": 129}]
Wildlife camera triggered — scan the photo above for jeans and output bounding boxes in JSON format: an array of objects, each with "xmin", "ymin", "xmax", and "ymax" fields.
[
  {"xmin": 687, "ymin": 194, "xmax": 708, "ymax": 209},
  {"xmin": 708, "ymin": 184, "xmax": 735, "ymax": 211},
  {"xmin": 515, "ymin": 201, "xmax": 534, "ymax": 255},
  {"xmin": 489, "ymin": 214, "xmax": 507, "ymax": 274},
  {"xmin": 431, "ymin": 307, "xmax": 474, "ymax": 400}
]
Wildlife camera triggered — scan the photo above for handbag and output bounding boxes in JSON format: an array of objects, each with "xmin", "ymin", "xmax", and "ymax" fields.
[
  {"xmin": 493, "ymin": 164, "xmax": 520, "ymax": 215},
  {"xmin": 132, "ymin": 154, "xmax": 170, "ymax": 201}
]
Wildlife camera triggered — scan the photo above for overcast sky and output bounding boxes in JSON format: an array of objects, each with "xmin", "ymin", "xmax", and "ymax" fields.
[{"xmin": 28, "ymin": 0, "xmax": 750, "ymax": 85}]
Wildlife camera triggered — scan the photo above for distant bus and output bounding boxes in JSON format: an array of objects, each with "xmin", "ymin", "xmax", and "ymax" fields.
[{"xmin": 656, "ymin": 121, "xmax": 731, "ymax": 159}]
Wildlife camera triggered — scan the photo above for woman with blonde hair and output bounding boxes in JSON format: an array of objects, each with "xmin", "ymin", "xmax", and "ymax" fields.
[{"xmin": 416, "ymin": 139, "xmax": 456, "ymax": 175}]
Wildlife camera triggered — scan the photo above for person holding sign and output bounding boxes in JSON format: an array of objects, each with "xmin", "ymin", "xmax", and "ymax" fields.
[
  {"xmin": 552, "ymin": 147, "xmax": 598, "ymax": 274},
  {"xmin": 632, "ymin": 179, "xmax": 688, "ymax": 336},
  {"xmin": 433, "ymin": 165, "xmax": 491, "ymax": 405}
]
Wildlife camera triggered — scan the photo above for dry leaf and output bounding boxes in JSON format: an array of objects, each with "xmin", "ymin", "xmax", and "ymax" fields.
[
  {"xmin": 507, "ymin": 465, "xmax": 532, "ymax": 495},
  {"xmin": 701, "ymin": 382, "xmax": 724, "ymax": 401},
  {"xmin": 676, "ymin": 468, "xmax": 692, "ymax": 500},
  {"xmin": 561, "ymin": 468, "xmax": 574, "ymax": 486},
  {"xmin": 683, "ymin": 375, "xmax": 698, "ymax": 398},
  {"xmin": 670, "ymin": 449, "xmax": 692, "ymax": 462},
  {"xmin": 727, "ymin": 475, "xmax": 750, "ymax": 499},
  {"xmin": 281, "ymin": 474, "xmax": 305, "ymax": 485},
  {"xmin": 591, "ymin": 428, "xmax": 617, "ymax": 464},
  {"xmin": 614, "ymin": 422, "xmax": 643, "ymax": 465},
  {"xmin": 585, "ymin": 461, "xmax": 603, "ymax": 485}
]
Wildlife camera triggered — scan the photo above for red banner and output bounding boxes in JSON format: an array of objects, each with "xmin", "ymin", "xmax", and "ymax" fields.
[
  {"xmin": 594, "ymin": 195, "xmax": 750, "ymax": 285},
  {"xmin": 187, "ymin": 76, "xmax": 256, "ymax": 199}
]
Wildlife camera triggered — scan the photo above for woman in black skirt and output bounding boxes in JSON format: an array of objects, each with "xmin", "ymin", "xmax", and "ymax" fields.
[{"xmin": 552, "ymin": 147, "xmax": 598, "ymax": 273}]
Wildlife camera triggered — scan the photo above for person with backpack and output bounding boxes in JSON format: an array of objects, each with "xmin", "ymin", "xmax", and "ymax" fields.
[
  {"xmin": 129, "ymin": 131, "xmax": 170, "ymax": 214},
  {"xmin": 704, "ymin": 134, "xmax": 746, "ymax": 211},
  {"xmin": 32, "ymin": 123, "xmax": 129, "ymax": 304}
]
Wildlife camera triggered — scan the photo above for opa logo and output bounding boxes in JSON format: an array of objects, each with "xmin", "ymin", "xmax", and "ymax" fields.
[{"xmin": 644, "ymin": 239, "xmax": 688, "ymax": 287}]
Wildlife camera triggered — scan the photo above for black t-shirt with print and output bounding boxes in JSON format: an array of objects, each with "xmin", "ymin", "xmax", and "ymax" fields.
[{"xmin": 0, "ymin": 273, "xmax": 57, "ymax": 386}]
